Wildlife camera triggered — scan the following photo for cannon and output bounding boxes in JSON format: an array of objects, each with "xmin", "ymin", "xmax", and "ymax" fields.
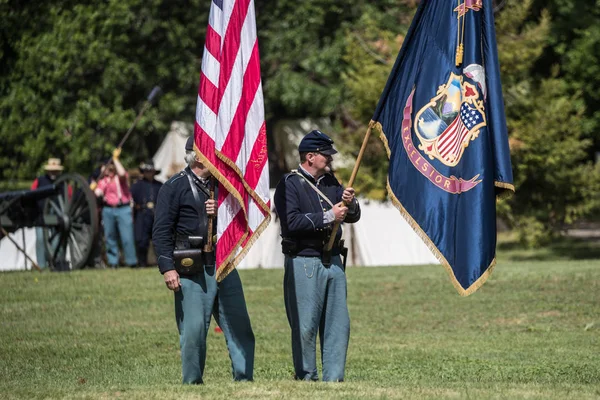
[{"xmin": 0, "ymin": 173, "xmax": 98, "ymax": 271}]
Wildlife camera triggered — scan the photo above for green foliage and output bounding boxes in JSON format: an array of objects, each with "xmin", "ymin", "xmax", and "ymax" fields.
[
  {"xmin": 335, "ymin": 0, "xmax": 600, "ymax": 241},
  {"xmin": 532, "ymin": 0, "xmax": 600, "ymax": 148},
  {"xmin": 494, "ymin": 0, "xmax": 600, "ymax": 244},
  {"xmin": 0, "ymin": 0, "xmax": 208, "ymax": 178},
  {"xmin": 257, "ymin": 0, "xmax": 351, "ymax": 117},
  {"xmin": 335, "ymin": 3, "xmax": 414, "ymax": 199},
  {"xmin": 506, "ymin": 79, "xmax": 598, "ymax": 244},
  {"xmin": 495, "ymin": 0, "xmax": 550, "ymax": 87},
  {"xmin": 1, "ymin": 0, "xmax": 599, "ymax": 243}
]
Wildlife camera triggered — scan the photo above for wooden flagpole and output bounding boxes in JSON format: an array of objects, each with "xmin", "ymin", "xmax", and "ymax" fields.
[{"xmin": 324, "ymin": 121, "xmax": 374, "ymax": 252}]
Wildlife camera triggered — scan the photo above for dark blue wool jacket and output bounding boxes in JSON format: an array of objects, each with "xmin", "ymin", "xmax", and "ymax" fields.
[
  {"xmin": 152, "ymin": 168, "xmax": 213, "ymax": 274},
  {"xmin": 274, "ymin": 168, "xmax": 361, "ymax": 257}
]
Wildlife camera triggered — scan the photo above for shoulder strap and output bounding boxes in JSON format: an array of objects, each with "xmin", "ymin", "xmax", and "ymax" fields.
[
  {"xmin": 185, "ymin": 170, "xmax": 206, "ymax": 219},
  {"xmin": 291, "ymin": 170, "xmax": 334, "ymax": 208}
]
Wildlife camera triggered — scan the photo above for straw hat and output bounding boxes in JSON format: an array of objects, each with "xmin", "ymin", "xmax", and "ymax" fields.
[{"xmin": 43, "ymin": 158, "xmax": 64, "ymax": 171}]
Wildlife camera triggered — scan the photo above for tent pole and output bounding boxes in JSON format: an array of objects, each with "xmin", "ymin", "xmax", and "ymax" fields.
[{"xmin": 1, "ymin": 226, "xmax": 41, "ymax": 272}]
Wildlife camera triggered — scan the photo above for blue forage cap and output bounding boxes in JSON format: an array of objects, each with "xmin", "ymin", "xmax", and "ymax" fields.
[
  {"xmin": 298, "ymin": 130, "xmax": 338, "ymax": 155},
  {"xmin": 185, "ymin": 136, "xmax": 194, "ymax": 151}
]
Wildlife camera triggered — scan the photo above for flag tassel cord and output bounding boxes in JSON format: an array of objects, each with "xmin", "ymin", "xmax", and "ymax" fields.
[
  {"xmin": 455, "ymin": 0, "xmax": 466, "ymax": 66},
  {"xmin": 324, "ymin": 120, "xmax": 376, "ymax": 252}
]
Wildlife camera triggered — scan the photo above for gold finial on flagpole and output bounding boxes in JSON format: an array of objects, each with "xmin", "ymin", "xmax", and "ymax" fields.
[{"xmin": 455, "ymin": 0, "xmax": 463, "ymax": 67}]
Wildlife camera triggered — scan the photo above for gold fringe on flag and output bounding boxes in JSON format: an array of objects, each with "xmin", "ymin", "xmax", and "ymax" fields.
[{"xmin": 373, "ymin": 120, "xmax": 507, "ymax": 296}]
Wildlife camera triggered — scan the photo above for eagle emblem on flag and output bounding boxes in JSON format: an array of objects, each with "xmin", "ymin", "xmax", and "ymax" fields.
[{"xmin": 414, "ymin": 68, "xmax": 487, "ymax": 167}]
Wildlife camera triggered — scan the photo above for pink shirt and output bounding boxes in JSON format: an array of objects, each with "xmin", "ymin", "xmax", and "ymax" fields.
[{"xmin": 97, "ymin": 174, "xmax": 132, "ymax": 206}]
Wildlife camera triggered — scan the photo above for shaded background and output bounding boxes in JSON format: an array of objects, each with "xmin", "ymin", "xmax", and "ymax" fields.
[{"xmin": 1, "ymin": 0, "xmax": 599, "ymax": 244}]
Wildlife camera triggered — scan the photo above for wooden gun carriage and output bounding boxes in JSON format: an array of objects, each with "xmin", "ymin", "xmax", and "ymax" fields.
[{"xmin": 0, "ymin": 174, "xmax": 98, "ymax": 270}]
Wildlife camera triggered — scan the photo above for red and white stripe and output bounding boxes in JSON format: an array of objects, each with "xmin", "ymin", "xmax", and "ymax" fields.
[
  {"xmin": 437, "ymin": 116, "xmax": 470, "ymax": 162},
  {"xmin": 194, "ymin": 0, "xmax": 270, "ymax": 280}
]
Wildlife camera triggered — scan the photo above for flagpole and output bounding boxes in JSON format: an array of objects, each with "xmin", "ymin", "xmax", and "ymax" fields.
[{"xmin": 324, "ymin": 121, "xmax": 374, "ymax": 252}]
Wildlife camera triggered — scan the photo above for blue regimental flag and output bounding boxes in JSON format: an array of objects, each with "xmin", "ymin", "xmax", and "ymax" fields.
[{"xmin": 372, "ymin": 0, "xmax": 514, "ymax": 296}]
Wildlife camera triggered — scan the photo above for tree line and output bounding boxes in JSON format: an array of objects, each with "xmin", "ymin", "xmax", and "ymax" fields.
[{"xmin": 1, "ymin": 0, "xmax": 598, "ymax": 244}]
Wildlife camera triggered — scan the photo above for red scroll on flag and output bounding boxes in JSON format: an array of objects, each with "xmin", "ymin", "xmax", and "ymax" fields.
[{"xmin": 194, "ymin": 0, "xmax": 270, "ymax": 281}]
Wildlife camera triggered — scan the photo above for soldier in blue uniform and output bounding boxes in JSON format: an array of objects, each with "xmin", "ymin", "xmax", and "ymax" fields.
[
  {"xmin": 274, "ymin": 130, "xmax": 361, "ymax": 382},
  {"xmin": 130, "ymin": 161, "xmax": 162, "ymax": 267},
  {"xmin": 152, "ymin": 136, "xmax": 255, "ymax": 384}
]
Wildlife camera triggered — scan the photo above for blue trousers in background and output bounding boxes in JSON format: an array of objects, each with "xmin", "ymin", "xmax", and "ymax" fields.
[
  {"xmin": 284, "ymin": 255, "xmax": 350, "ymax": 382},
  {"xmin": 134, "ymin": 209, "xmax": 154, "ymax": 266},
  {"xmin": 175, "ymin": 267, "xmax": 255, "ymax": 384},
  {"xmin": 102, "ymin": 205, "xmax": 137, "ymax": 267},
  {"xmin": 35, "ymin": 227, "xmax": 47, "ymax": 269}
]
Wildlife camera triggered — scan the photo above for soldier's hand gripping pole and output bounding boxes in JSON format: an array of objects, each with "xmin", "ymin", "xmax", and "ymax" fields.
[
  {"xmin": 323, "ymin": 121, "xmax": 375, "ymax": 257},
  {"xmin": 203, "ymin": 177, "xmax": 216, "ymax": 253}
]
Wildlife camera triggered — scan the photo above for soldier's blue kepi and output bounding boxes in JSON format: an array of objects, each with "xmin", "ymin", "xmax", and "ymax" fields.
[
  {"xmin": 372, "ymin": 0, "xmax": 514, "ymax": 296},
  {"xmin": 298, "ymin": 130, "xmax": 338, "ymax": 155},
  {"xmin": 185, "ymin": 136, "xmax": 194, "ymax": 151}
]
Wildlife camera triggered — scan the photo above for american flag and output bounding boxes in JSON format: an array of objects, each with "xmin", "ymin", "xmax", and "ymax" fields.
[
  {"xmin": 437, "ymin": 102, "xmax": 483, "ymax": 163},
  {"xmin": 194, "ymin": 0, "xmax": 270, "ymax": 281}
]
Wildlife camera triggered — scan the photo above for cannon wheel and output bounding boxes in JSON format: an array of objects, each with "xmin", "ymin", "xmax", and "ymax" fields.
[{"xmin": 42, "ymin": 173, "xmax": 98, "ymax": 271}]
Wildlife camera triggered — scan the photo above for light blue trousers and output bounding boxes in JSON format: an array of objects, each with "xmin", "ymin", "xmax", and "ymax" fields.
[
  {"xmin": 102, "ymin": 206, "xmax": 137, "ymax": 266},
  {"xmin": 175, "ymin": 267, "xmax": 255, "ymax": 384},
  {"xmin": 35, "ymin": 227, "xmax": 47, "ymax": 269},
  {"xmin": 284, "ymin": 255, "xmax": 350, "ymax": 382}
]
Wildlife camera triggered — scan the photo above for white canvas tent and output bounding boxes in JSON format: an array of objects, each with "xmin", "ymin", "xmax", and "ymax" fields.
[
  {"xmin": 152, "ymin": 121, "xmax": 193, "ymax": 183},
  {"xmin": 0, "ymin": 228, "xmax": 37, "ymax": 271},
  {"xmin": 236, "ymin": 193, "xmax": 438, "ymax": 269},
  {"xmin": 0, "ymin": 202, "xmax": 437, "ymax": 271},
  {"xmin": 1, "ymin": 119, "xmax": 438, "ymax": 272}
]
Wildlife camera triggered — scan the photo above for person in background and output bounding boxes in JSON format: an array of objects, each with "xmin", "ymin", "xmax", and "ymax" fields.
[
  {"xmin": 31, "ymin": 158, "xmax": 64, "ymax": 268},
  {"xmin": 86, "ymin": 159, "xmax": 109, "ymax": 269},
  {"xmin": 130, "ymin": 160, "xmax": 162, "ymax": 267},
  {"xmin": 93, "ymin": 148, "xmax": 137, "ymax": 268}
]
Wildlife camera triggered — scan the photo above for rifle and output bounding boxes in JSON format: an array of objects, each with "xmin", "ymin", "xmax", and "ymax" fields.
[
  {"xmin": 96, "ymin": 86, "xmax": 162, "ymax": 180},
  {"xmin": 204, "ymin": 177, "xmax": 216, "ymax": 253}
]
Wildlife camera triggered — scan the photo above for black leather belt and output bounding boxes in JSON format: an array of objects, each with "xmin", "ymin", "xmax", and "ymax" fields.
[
  {"xmin": 104, "ymin": 203, "xmax": 129, "ymax": 208},
  {"xmin": 282, "ymin": 237, "xmax": 341, "ymax": 254}
]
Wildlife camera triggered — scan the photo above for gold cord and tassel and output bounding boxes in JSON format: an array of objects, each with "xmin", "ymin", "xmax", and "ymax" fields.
[
  {"xmin": 455, "ymin": 43, "xmax": 464, "ymax": 66},
  {"xmin": 455, "ymin": 0, "xmax": 466, "ymax": 66}
]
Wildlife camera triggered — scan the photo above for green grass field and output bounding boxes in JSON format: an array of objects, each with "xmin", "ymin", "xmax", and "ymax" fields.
[{"xmin": 1, "ymin": 247, "xmax": 599, "ymax": 399}]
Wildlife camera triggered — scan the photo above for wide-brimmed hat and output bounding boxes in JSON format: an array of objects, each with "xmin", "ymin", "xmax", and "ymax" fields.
[
  {"xmin": 139, "ymin": 160, "xmax": 161, "ymax": 174},
  {"xmin": 43, "ymin": 158, "xmax": 64, "ymax": 171}
]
